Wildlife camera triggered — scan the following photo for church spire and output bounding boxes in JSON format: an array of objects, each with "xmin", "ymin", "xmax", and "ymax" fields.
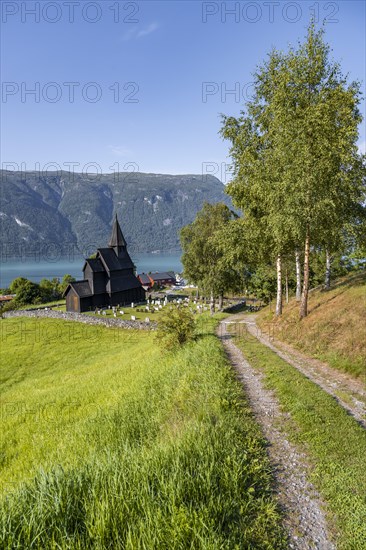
[{"xmin": 109, "ymin": 213, "xmax": 127, "ymax": 255}]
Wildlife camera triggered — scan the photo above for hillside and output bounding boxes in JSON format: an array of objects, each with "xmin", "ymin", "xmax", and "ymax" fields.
[
  {"xmin": 257, "ymin": 271, "xmax": 366, "ymax": 378},
  {"xmin": 0, "ymin": 316, "xmax": 285, "ymax": 548},
  {"xmin": 0, "ymin": 170, "xmax": 231, "ymax": 256}
]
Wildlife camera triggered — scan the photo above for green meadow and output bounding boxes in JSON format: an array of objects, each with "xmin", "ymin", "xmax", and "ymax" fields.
[{"xmin": 0, "ymin": 316, "xmax": 286, "ymax": 549}]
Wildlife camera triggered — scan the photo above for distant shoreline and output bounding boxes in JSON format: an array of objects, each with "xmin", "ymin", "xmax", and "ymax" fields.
[{"xmin": 0, "ymin": 252, "xmax": 183, "ymax": 289}]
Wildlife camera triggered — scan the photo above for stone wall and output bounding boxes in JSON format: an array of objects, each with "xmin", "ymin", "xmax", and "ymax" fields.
[{"xmin": 2, "ymin": 309, "xmax": 156, "ymax": 330}]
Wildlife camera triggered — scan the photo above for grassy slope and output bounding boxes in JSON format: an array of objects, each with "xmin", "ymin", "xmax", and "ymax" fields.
[
  {"xmin": 233, "ymin": 331, "xmax": 366, "ymax": 550},
  {"xmin": 257, "ymin": 271, "xmax": 366, "ymax": 379},
  {"xmin": 0, "ymin": 317, "xmax": 286, "ymax": 549}
]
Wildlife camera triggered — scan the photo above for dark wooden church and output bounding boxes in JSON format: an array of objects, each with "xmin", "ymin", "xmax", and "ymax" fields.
[{"xmin": 64, "ymin": 215, "xmax": 145, "ymax": 312}]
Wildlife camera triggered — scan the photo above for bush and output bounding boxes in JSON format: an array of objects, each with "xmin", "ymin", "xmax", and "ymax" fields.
[
  {"xmin": 0, "ymin": 300, "xmax": 17, "ymax": 314},
  {"xmin": 156, "ymin": 307, "xmax": 196, "ymax": 350},
  {"xmin": 13, "ymin": 280, "xmax": 42, "ymax": 306}
]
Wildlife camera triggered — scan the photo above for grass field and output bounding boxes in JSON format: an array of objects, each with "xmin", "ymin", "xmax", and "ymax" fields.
[
  {"xmin": 24, "ymin": 300, "xmax": 66, "ymax": 310},
  {"xmin": 83, "ymin": 304, "xmax": 168, "ymax": 320},
  {"xmin": 233, "ymin": 329, "xmax": 366, "ymax": 549},
  {"xmin": 257, "ymin": 271, "xmax": 366, "ymax": 379},
  {"xmin": 82, "ymin": 303, "xmax": 212, "ymax": 321},
  {"xmin": 0, "ymin": 316, "xmax": 286, "ymax": 549},
  {"xmin": 4, "ymin": 301, "xmax": 67, "ymax": 312}
]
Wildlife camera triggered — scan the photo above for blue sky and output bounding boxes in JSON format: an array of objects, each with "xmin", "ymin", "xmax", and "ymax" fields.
[{"xmin": 1, "ymin": 0, "xmax": 365, "ymax": 179}]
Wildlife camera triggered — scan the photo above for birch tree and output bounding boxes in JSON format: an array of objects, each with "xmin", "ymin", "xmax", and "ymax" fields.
[
  {"xmin": 221, "ymin": 23, "xmax": 365, "ymax": 318},
  {"xmin": 270, "ymin": 24, "xmax": 365, "ymax": 317},
  {"xmin": 180, "ymin": 203, "xmax": 242, "ymax": 311}
]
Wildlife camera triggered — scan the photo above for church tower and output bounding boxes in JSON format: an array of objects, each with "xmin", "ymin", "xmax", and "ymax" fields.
[
  {"xmin": 108, "ymin": 213, "xmax": 127, "ymax": 257},
  {"xmin": 64, "ymin": 212, "xmax": 145, "ymax": 312}
]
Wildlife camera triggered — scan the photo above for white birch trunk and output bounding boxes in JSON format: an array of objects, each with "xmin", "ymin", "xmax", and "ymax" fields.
[
  {"xmin": 325, "ymin": 249, "xmax": 331, "ymax": 290},
  {"xmin": 300, "ymin": 230, "xmax": 310, "ymax": 319},
  {"xmin": 275, "ymin": 254, "xmax": 282, "ymax": 317},
  {"xmin": 295, "ymin": 249, "xmax": 301, "ymax": 302},
  {"xmin": 210, "ymin": 291, "xmax": 215, "ymax": 316}
]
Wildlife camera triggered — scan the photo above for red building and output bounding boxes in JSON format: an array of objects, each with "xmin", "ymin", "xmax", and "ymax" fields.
[{"xmin": 138, "ymin": 271, "xmax": 176, "ymax": 289}]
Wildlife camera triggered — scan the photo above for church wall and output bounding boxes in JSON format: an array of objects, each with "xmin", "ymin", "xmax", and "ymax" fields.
[
  {"xmin": 109, "ymin": 288, "xmax": 145, "ymax": 307},
  {"xmin": 93, "ymin": 272, "xmax": 106, "ymax": 295},
  {"xmin": 84, "ymin": 264, "xmax": 94, "ymax": 292},
  {"xmin": 92, "ymin": 293, "xmax": 109, "ymax": 309},
  {"xmin": 79, "ymin": 296, "xmax": 93, "ymax": 313},
  {"xmin": 66, "ymin": 288, "xmax": 80, "ymax": 313}
]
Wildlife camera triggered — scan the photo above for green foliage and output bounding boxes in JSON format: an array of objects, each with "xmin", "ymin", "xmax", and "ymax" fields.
[
  {"xmin": 6, "ymin": 275, "xmax": 75, "ymax": 307},
  {"xmin": 9, "ymin": 277, "xmax": 29, "ymax": 294},
  {"xmin": 248, "ymin": 265, "xmax": 277, "ymax": 304},
  {"xmin": 0, "ymin": 300, "xmax": 17, "ymax": 313},
  {"xmin": 59, "ymin": 274, "xmax": 76, "ymax": 294},
  {"xmin": 39, "ymin": 277, "xmax": 62, "ymax": 302},
  {"xmin": 0, "ymin": 319, "xmax": 286, "ymax": 548},
  {"xmin": 156, "ymin": 307, "xmax": 196, "ymax": 350},
  {"xmin": 221, "ymin": 22, "xmax": 366, "ymax": 317},
  {"xmin": 180, "ymin": 202, "xmax": 245, "ymax": 298},
  {"xmin": 309, "ymin": 250, "xmax": 350, "ymax": 287},
  {"xmin": 13, "ymin": 280, "xmax": 42, "ymax": 306}
]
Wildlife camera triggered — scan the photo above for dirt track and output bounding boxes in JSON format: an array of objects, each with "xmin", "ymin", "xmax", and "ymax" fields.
[
  {"xmin": 218, "ymin": 318, "xmax": 335, "ymax": 549},
  {"xmin": 227, "ymin": 312, "xmax": 366, "ymax": 430}
]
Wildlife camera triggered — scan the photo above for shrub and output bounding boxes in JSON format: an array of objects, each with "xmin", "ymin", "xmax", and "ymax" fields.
[
  {"xmin": 156, "ymin": 307, "xmax": 195, "ymax": 350},
  {"xmin": 13, "ymin": 280, "xmax": 42, "ymax": 306}
]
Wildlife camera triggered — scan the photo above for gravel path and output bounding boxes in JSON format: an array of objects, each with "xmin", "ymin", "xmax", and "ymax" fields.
[
  {"xmin": 228, "ymin": 313, "xmax": 366, "ymax": 430},
  {"xmin": 218, "ymin": 319, "xmax": 335, "ymax": 550}
]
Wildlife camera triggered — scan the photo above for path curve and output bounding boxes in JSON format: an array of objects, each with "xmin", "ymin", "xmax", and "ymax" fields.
[
  {"xmin": 218, "ymin": 319, "xmax": 335, "ymax": 549},
  {"xmin": 228, "ymin": 312, "xmax": 366, "ymax": 430}
]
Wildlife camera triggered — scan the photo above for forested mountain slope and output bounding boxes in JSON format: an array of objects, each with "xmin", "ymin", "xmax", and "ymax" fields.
[{"xmin": 0, "ymin": 171, "xmax": 230, "ymax": 256}]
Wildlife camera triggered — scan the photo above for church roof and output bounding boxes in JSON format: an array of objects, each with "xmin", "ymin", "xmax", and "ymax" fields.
[
  {"xmin": 149, "ymin": 272, "xmax": 176, "ymax": 282},
  {"xmin": 84, "ymin": 258, "xmax": 104, "ymax": 272},
  {"xmin": 138, "ymin": 273, "xmax": 151, "ymax": 285},
  {"xmin": 66, "ymin": 280, "xmax": 92, "ymax": 297},
  {"xmin": 109, "ymin": 214, "xmax": 127, "ymax": 248},
  {"xmin": 97, "ymin": 248, "xmax": 134, "ymax": 272},
  {"xmin": 107, "ymin": 274, "xmax": 143, "ymax": 293}
]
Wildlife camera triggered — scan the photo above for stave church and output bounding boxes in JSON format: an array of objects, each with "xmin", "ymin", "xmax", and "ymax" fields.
[{"xmin": 64, "ymin": 215, "xmax": 145, "ymax": 312}]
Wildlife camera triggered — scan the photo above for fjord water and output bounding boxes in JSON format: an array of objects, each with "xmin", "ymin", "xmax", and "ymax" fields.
[{"xmin": 0, "ymin": 253, "xmax": 183, "ymax": 289}]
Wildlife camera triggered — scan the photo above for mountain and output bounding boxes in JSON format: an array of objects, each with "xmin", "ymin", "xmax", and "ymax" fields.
[{"xmin": 0, "ymin": 170, "xmax": 231, "ymax": 257}]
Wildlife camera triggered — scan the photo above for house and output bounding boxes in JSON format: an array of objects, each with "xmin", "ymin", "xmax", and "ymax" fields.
[
  {"xmin": 64, "ymin": 215, "xmax": 145, "ymax": 312},
  {"xmin": 137, "ymin": 273, "xmax": 152, "ymax": 290},
  {"xmin": 137, "ymin": 271, "xmax": 176, "ymax": 289},
  {"xmin": 0, "ymin": 294, "xmax": 15, "ymax": 303}
]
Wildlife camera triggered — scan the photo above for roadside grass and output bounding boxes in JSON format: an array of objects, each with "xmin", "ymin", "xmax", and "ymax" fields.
[
  {"xmin": 257, "ymin": 271, "xmax": 366, "ymax": 380},
  {"xmin": 0, "ymin": 317, "xmax": 286, "ymax": 549},
  {"xmin": 233, "ymin": 328, "xmax": 366, "ymax": 549}
]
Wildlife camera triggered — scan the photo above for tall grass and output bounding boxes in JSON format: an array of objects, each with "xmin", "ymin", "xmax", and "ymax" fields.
[{"xmin": 0, "ymin": 318, "xmax": 286, "ymax": 548}]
